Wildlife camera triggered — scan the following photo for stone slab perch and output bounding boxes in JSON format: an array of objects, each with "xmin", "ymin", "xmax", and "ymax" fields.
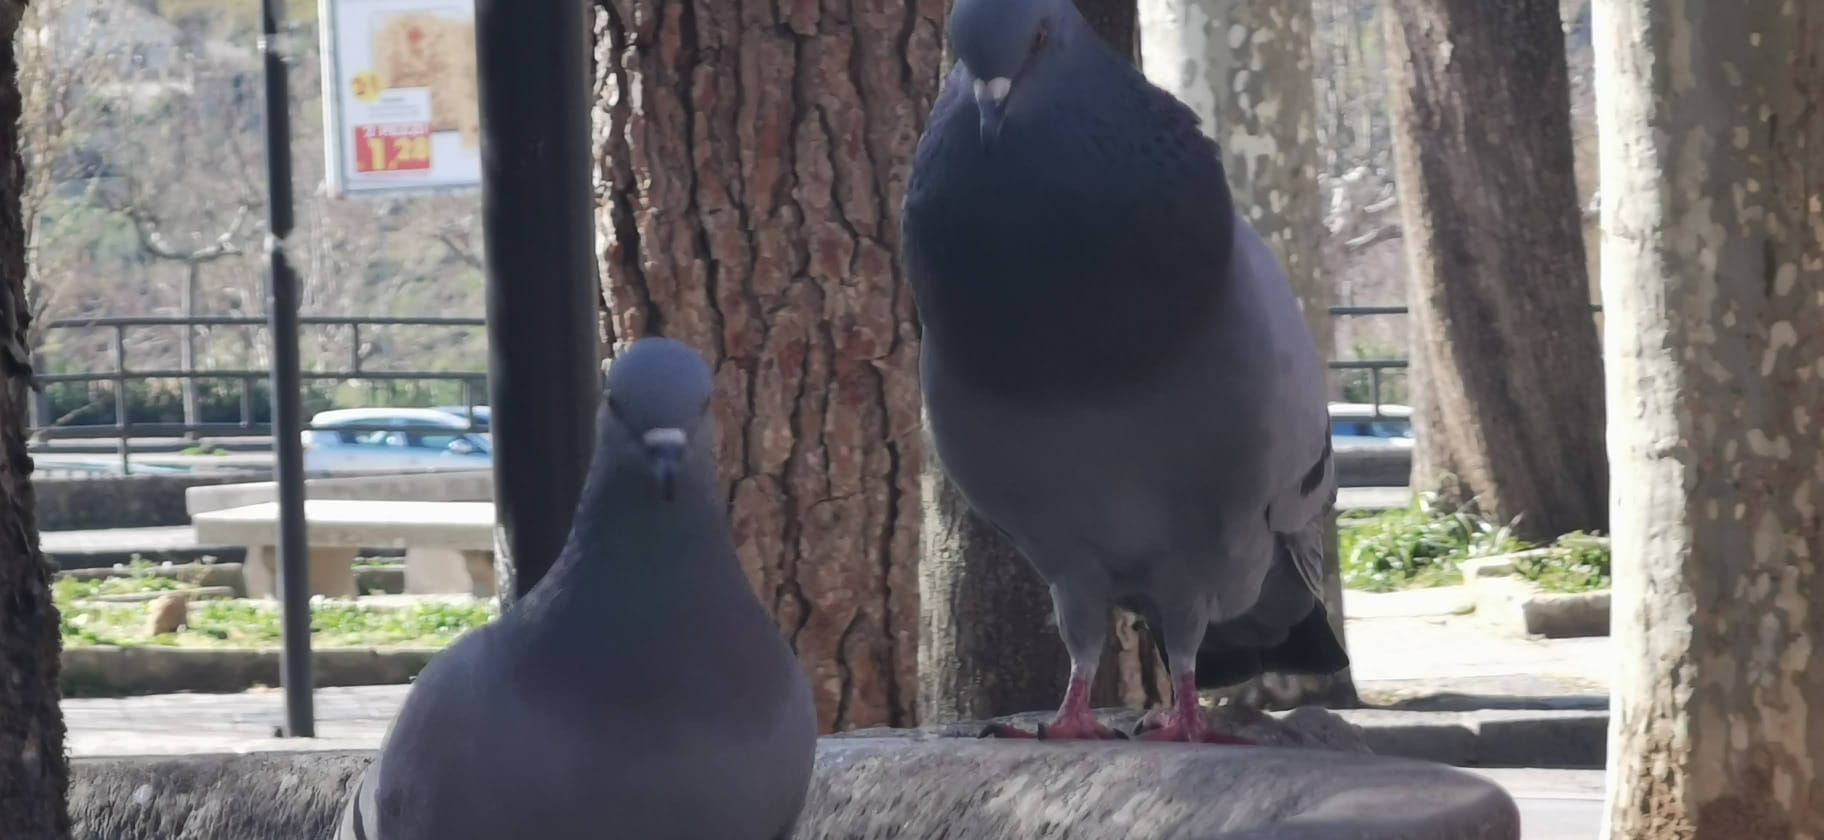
[{"xmin": 68, "ymin": 707, "xmax": 1519, "ymax": 839}]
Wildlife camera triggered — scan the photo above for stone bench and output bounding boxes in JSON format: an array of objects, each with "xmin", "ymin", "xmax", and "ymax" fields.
[
  {"xmin": 184, "ymin": 469, "xmax": 494, "ymax": 517},
  {"xmin": 69, "ymin": 739, "xmax": 1519, "ymax": 839},
  {"xmin": 190, "ymin": 500, "xmax": 496, "ymax": 599}
]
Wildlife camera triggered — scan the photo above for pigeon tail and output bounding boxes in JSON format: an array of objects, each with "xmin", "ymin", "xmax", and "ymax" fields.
[
  {"xmin": 1178, "ymin": 532, "xmax": 1351, "ymax": 690},
  {"xmin": 1187, "ymin": 600, "xmax": 1349, "ymax": 690}
]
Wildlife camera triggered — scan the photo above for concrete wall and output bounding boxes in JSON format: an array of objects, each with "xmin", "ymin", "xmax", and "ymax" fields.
[
  {"xmin": 34, "ymin": 449, "xmax": 1405, "ymax": 534},
  {"xmin": 184, "ymin": 470, "xmax": 495, "ymax": 516},
  {"xmin": 34, "ymin": 473, "xmax": 270, "ymax": 531}
]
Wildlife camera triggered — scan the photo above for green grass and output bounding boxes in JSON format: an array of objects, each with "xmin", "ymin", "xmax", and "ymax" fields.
[
  {"xmin": 54, "ymin": 558, "xmax": 497, "ymax": 649},
  {"xmin": 53, "ymin": 574, "xmax": 189, "ymax": 602},
  {"xmin": 53, "ymin": 557, "xmax": 203, "ymax": 603},
  {"xmin": 59, "ymin": 598, "xmax": 497, "ymax": 649},
  {"xmin": 1339, "ymin": 494, "xmax": 1530, "ymax": 592},
  {"xmin": 1339, "ymin": 495, "xmax": 1613, "ymax": 594},
  {"xmin": 1514, "ymin": 531, "xmax": 1612, "ymax": 593}
]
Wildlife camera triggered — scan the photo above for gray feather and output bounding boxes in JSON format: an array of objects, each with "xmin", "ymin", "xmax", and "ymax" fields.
[
  {"xmin": 336, "ymin": 337, "xmax": 818, "ymax": 840},
  {"xmin": 904, "ymin": 0, "xmax": 1346, "ymax": 688}
]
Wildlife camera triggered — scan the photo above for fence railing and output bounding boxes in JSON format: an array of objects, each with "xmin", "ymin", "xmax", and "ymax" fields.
[
  {"xmin": 28, "ymin": 315, "xmax": 489, "ymax": 474},
  {"xmin": 26, "ymin": 304, "xmax": 1602, "ymax": 474},
  {"xmin": 1329, "ymin": 302, "xmax": 1604, "ymax": 420}
]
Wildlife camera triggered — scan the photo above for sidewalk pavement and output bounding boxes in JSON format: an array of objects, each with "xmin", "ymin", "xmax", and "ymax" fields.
[{"xmin": 60, "ymin": 584, "xmax": 1613, "ymax": 837}]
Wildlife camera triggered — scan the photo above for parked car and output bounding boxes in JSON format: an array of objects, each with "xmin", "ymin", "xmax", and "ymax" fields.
[
  {"xmin": 1329, "ymin": 402, "xmax": 1414, "ymax": 448},
  {"xmin": 431, "ymin": 404, "xmax": 490, "ymax": 436},
  {"xmin": 301, "ymin": 407, "xmax": 493, "ymax": 473}
]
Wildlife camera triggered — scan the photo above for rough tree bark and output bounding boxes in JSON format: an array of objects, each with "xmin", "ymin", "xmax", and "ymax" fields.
[
  {"xmin": 1595, "ymin": 0, "xmax": 1824, "ymax": 835},
  {"xmin": 1137, "ymin": 0, "xmax": 1358, "ymax": 710},
  {"xmin": 1380, "ymin": 0, "xmax": 1608, "ymax": 542},
  {"xmin": 916, "ymin": 0, "xmax": 1175, "ymax": 725},
  {"xmin": 0, "ymin": 0, "xmax": 74, "ymax": 835},
  {"xmin": 593, "ymin": 0, "xmax": 940, "ymax": 731}
]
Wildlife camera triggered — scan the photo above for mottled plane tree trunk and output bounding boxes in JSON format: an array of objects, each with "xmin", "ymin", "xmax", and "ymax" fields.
[
  {"xmin": 918, "ymin": 0, "xmax": 1175, "ymax": 724},
  {"xmin": 592, "ymin": 0, "xmax": 941, "ymax": 731},
  {"xmin": 1138, "ymin": 0, "xmax": 1358, "ymax": 709},
  {"xmin": 1380, "ymin": 0, "xmax": 1608, "ymax": 542},
  {"xmin": 0, "ymin": 0, "xmax": 73, "ymax": 835},
  {"xmin": 1595, "ymin": 0, "xmax": 1824, "ymax": 835}
]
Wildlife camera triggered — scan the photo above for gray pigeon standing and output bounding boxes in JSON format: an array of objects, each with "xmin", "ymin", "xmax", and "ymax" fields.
[
  {"xmin": 901, "ymin": 0, "xmax": 1348, "ymax": 743},
  {"xmin": 335, "ymin": 337, "xmax": 819, "ymax": 838}
]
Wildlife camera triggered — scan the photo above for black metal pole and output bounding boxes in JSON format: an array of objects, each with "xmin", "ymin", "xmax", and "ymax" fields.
[
  {"xmin": 473, "ymin": 0, "xmax": 599, "ymax": 603},
  {"xmin": 260, "ymin": 0, "xmax": 313, "ymax": 737}
]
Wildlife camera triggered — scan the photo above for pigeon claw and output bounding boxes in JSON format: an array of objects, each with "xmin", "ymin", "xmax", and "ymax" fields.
[
  {"xmin": 978, "ymin": 716, "xmax": 1127, "ymax": 741},
  {"xmin": 977, "ymin": 722, "xmax": 1040, "ymax": 739},
  {"xmin": 1132, "ymin": 707, "xmax": 1256, "ymax": 746}
]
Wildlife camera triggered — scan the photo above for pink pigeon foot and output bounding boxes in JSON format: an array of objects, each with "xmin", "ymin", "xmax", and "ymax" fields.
[
  {"xmin": 1133, "ymin": 672, "xmax": 1257, "ymax": 746},
  {"xmin": 979, "ymin": 675, "xmax": 1127, "ymax": 740}
]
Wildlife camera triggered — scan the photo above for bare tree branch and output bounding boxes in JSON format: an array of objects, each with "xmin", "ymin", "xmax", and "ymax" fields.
[
  {"xmin": 432, "ymin": 224, "xmax": 484, "ymax": 270},
  {"xmin": 118, "ymin": 202, "xmax": 252, "ymax": 263},
  {"xmin": 1344, "ymin": 223, "xmax": 1402, "ymax": 251}
]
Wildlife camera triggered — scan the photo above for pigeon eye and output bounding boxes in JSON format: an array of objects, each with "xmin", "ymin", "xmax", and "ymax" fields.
[{"xmin": 1031, "ymin": 23, "xmax": 1048, "ymax": 53}]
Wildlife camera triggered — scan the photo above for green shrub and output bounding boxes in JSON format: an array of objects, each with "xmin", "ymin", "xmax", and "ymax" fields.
[
  {"xmin": 1513, "ymin": 531, "xmax": 1611, "ymax": 593},
  {"xmin": 1338, "ymin": 493, "xmax": 1529, "ymax": 592}
]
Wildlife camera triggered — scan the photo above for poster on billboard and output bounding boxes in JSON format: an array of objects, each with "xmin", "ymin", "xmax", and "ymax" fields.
[{"xmin": 319, "ymin": 0, "xmax": 481, "ymax": 197}]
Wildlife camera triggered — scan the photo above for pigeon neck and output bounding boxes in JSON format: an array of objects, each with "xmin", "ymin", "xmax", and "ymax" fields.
[{"xmin": 530, "ymin": 455, "xmax": 742, "ymax": 607}]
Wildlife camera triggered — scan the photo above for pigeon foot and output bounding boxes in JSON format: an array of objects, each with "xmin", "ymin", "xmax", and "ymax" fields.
[
  {"xmin": 1135, "ymin": 714, "xmax": 1255, "ymax": 745},
  {"xmin": 977, "ymin": 674, "xmax": 1126, "ymax": 740},
  {"xmin": 978, "ymin": 713, "xmax": 1127, "ymax": 741},
  {"xmin": 1132, "ymin": 673, "xmax": 1257, "ymax": 746}
]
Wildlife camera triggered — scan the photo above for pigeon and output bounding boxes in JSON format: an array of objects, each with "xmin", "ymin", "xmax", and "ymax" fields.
[
  {"xmin": 335, "ymin": 337, "xmax": 819, "ymax": 839},
  {"xmin": 901, "ymin": 0, "xmax": 1349, "ymax": 743}
]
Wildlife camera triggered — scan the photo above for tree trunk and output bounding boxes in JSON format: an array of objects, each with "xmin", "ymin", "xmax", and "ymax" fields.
[
  {"xmin": 1595, "ymin": 1, "xmax": 1824, "ymax": 835},
  {"xmin": 1138, "ymin": 0, "xmax": 1358, "ymax": 710},
  {"xmin": 916, "ymin": 442, "xmax": 1066, "ymax": 722},
  {"xmin": 1380, "ymin": 0, "xmax": 1607, "ymax": 542},
  {"xmin": 593, "ymin": 0, "xmax": 939, "ymax": 732},
  {"xmin": 0, "ymin": 0, "xmax": 74, "ymax": 835},
  {"xmin": 915, "ymin": 0, "xmax": 1174, "ymax": 725}
]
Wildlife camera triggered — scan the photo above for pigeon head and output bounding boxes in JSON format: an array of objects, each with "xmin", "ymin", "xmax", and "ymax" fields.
[
  {"xmin": 600, "ymin": 337, "xmax": 716, "ymax": 502},
  {"xmin": 948, "ymin": 0, "xmax": 1084, "ymax": 148}
]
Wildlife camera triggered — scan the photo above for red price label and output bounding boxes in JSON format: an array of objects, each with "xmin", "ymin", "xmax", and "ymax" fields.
[{"xmin": 354, "ymin": 124, "xmax": 432, "ymax": 173}]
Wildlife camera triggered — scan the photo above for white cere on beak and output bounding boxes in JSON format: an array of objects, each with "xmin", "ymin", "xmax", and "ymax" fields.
[
  {"xmin": 973, "ymin": 76, "xmax": 1012, "ymax": 102},
  {"xmin": 642, "ymin": 427, "xmax": 687, "ymax": 447}
]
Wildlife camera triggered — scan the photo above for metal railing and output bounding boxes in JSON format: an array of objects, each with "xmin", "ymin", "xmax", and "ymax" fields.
[
  {"xmin": 28, "ymin": 314, "xmax": 489, "ymax": 474},
  {"xmin": 1328, "ymin": 304, "xmax": 1410, "ymax": 417},
  {"xmin": 1328, "ymin": 302, "xmax": 1605, "ymax": 420},
  {"xmin": 26, "ymin": 304, "xmax": 1603, "ymax": 474}
]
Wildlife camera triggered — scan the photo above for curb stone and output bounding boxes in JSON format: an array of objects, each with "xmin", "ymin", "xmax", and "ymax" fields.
[
  {"xmin": 1462, "ymin": 556, "xmax": 1611, "ymax": 638},
  {"xmin": 61, "ymin": 646, "xmax": 437, "ymax": 697},
  {"xmin": 1337, "ymin": 708, "xmax": 1607, "ymax": 769}
]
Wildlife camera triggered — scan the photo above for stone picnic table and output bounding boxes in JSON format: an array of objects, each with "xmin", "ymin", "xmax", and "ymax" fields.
[{"xmin": 190, "ymin": 499, "xmax": 496, "ymax": 599}]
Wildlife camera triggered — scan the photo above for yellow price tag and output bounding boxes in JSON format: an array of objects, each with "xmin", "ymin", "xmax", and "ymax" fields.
[{"xmin": 351, "ymin": 71, "xmax": 383, "ymax": 103}]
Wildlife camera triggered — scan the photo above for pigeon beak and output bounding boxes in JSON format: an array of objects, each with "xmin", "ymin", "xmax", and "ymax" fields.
[
  {"xmin": 973, "ymin": 77, "xmax": 1011, "ymax": 150},
  {"xmin": 641, "ymin": 427, "xmax": 687, "ymax": 502}
]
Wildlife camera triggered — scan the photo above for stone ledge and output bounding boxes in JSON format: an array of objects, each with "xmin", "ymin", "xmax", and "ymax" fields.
[
  {"xmin": 70, "ymin": 737, "xmax": 1518, "ymax": 839},
  {"xmin": 61, "ymin": 646, "xmax": 437, "ymax": 697},
  {"xmin": 1462, "ymin": 557, "xmax": 1610, "ymax": 638},
  {"xmin": 59, "ymin": 561, "xmax": 245, "ymax": 592},
  {"xmin": 1341, "ymin": 709, "xmax": 1608, "ymax": 769}
]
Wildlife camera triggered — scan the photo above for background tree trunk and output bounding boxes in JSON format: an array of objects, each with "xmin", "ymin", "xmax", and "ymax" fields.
[
  {"xmin": 592, "ymin": 0, "xmax": 940, "ymax": 732},
  {"xmin": 1138, "ymin": 0, "xmax": 1358, "ymax": 710},
  {"xmin": 1380, "ymin": 0, "xmax": 1607, "ymax": 542},
  {"xmin": 0, "ymin": 0, "xmax": 74, "ymax": 835},
  {"xmin": 1595, "ymin": 0, "xmax": 1824, "ymax": 835},
  {"xmin": 916, "ymin": 0, "xmax": 1175, "ymax": 725}
]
